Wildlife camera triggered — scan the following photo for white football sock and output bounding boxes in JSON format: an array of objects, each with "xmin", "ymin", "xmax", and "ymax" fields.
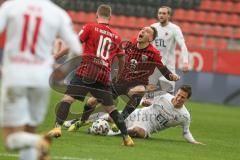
[
  {"xmin": 20, "ymin": 147, "xmax": 38, "ymax": 160},
  {"xmin": 6, "ymin": 131, "xmax": 41, "ymax": 150}
]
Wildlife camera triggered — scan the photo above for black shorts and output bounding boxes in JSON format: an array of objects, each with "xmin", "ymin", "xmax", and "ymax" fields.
[
  {"xmin": 112, "ymin": 80, "xmax": 143, "ymax": 99},
  {"xmin": 65, "ymin": 74, "xmax": 114, "ymax": 106}
]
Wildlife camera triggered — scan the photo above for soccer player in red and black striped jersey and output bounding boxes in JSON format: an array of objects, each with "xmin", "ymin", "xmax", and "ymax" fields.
[
  {"xmin": 48, "ymin": 4, "xmax": 134, "ymax": 146},
  {"xmin": 68, "ymin": 26, "xmax": 179, "ymax": 131},
  {"xmin": 113, "ymin": 26, "xmax": 180, "ymax": 119}
]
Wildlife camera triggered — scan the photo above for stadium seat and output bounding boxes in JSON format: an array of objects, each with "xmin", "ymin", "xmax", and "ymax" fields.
[
  {"xmin": 205, "ymin": 12, "xmax": 217, "ymax": 25},
  {"xmin": 195, "ymin": 36, "xmax": 205, "ymax": 48},
  {"xmin": 173, "ymin": 9, "xmax": 185, "ymax": 21},
  {"xmin": 67, "ymin": 10, "xmax": 78, "ymax": 22},
  {"xmin": 222, "ymin": 26, "xmax": 234, "ymax": 38},
  {"xmin": 195, "ymin": 11, "xmax": 207, "ymax": 23},
  {"xmin": 217, "ymin": 13, "xmax": 228, "ymax": 26},
  {"xmin": 222, "ymin": 1, "xmax": 234, "ymax": 13},
  {"xmin": 126, "ymin": 16, "xmax": 138, "ymax": 28},
  {"xmin": 211, "ymin": 1, "xmax": 223, "ymax": 12},
  {"xmin": 208, "ymin": 26, "xmax": 222, "ymax": 37},
  {"xmin": 75, "ymin": 11, "xmax": 88, "ymax": 23},
  {"xmin": 180, "ymin": 22, "xmax": 191, "ymax": 33},
  {"xmin": 233, "ymin": 28, "xmax": 240, "ymax": 39},
  {"xmin": 135, "ymin": 17, "xmax": 148, "ymax": 28},
  {"xmin": 184, "ymin": 10, "xmax": 196, "ymax": 22},
  {"xmin": 146, "ymin": 18, "xmax": 157, "ymax": 26},
  {"xmin": 205, "ymin": 38, "xmax": 217, "ymax": 49},
  {"xmin": 228, "ymin": 14, "xmax": 239, "ymax": 27},
  {"xmin": 217, "ymin": 38, "xmax": 228, "ymax": 50},
  {"xmin": 233, "ymin": 2, "xmax": 240, "ymax": 14},
  {"xmin": 199, "ymin": 0, "xmax": 212, "ymax": 11},
  {"xmin": 111, "ymin": 15, "xmax": 126, "ymax": 27}
]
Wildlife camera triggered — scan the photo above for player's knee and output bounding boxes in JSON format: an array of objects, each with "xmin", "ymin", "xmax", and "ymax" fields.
[
  {"xmin": 129, "ymin": 127, "xmax": 146, "ymax": 138},
  {"xmin": 87, "ymin": 97, "xmax": 98, "ymax": 107},
  {"xmin": 62, "ymin": 95, "xmax": 75, "ymax": 104},
  {"xmin": 129, "ymin": 85, "xmax": 146, "ymax": 96}
]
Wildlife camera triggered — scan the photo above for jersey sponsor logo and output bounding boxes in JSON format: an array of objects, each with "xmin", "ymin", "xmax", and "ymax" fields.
[{"xmin": 154, "ymin": 38, "xmax": 166, "ymax": 47}]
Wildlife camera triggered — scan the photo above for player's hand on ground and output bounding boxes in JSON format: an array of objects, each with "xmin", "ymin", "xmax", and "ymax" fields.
[
  {"xmin": 182, "ymin": 62, "xmax": 189, "ymax": 73},
  {"xmin": 191, "ymin": 141, "xmax": 206, "ymax": 145},
  {"xmin": 169, "ymin": 73, "xmax": 180, "ymax": 81}
]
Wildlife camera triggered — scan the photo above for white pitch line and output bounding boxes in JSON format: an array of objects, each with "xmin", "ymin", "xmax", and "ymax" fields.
[{"xmin": 0, "ymin": 153, "xmax": 103, "ymax": 160}]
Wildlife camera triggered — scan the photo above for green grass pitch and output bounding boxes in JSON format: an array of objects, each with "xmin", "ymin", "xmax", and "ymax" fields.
[{"xmin": 0, "ymin": 91, "xmax": 240, "ymax": 160}]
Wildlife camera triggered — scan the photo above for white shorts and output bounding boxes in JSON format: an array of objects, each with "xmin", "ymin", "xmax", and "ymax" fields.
[
  {"xmin": 0, "ymin": 86, "xmax": 50, "ymax": 127},
  {"xmin": 158, "ymin": 76, "xmax": 175, "ymax": 93}
]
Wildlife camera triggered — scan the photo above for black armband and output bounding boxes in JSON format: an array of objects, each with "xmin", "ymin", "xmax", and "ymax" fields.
[{"xmin": 159, "ymin": 66, "xmax": 172, "ymax": 80}]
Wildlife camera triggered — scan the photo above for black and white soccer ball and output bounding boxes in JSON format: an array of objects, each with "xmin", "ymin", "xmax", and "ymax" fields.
[{"xmin": 88, "ymin": 119, "xmax": 110, "ymax": 136}]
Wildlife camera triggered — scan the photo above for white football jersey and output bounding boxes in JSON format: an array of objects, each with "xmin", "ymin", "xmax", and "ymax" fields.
[
  {"xmin": 151, "ymin": 22, "xmax": 188, "ymax": 72},
  {"xmin": 126, "ymin": 93, "xmax": 195, "ymax": 142},
  {"xmin": 0, "ymin": 0, "xmax": 81, "ymax": 87}
]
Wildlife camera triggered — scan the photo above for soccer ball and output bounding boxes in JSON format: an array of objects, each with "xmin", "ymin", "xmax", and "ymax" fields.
[{"xmin": 88, "ymin": 119, "xmax": 110, "ymax": 136}]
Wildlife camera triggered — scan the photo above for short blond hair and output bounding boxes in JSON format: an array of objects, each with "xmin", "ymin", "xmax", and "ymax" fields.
[{"xmin": 97, "ymin": 4, "xmax": 112, "ymax": 18}]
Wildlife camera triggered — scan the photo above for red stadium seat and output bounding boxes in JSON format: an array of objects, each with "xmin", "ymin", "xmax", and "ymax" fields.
[
  {"xmin": 135, "ymin": 17, "xmax": 148, "ymax": 28},
  {"xmin": 173, "ymin": 9, "xmax": 185, "ymax": 21},
  {"xmin": 75, "ymin": 11, "xmax": 88, "ymax": 23},
  {"xmin": 146, "ymin": 18, "xmax": 157, "ymax": 26},
  {"xmin": 233, "ymin": 2, "xmax": 240, "ymax": 14},
  {"xmin": 180, "ymin": 22, "xmax": 191, "ymax": 33},
  {"xmin": 85, "ymin": 13, "xmax": 96, "ymax": 23},
  {"xmin": 208, "ymin": 26, "xmax": 222, "ymax": 37},
  {"xmin": 211, "ymin": 1, "xmax": 223, "ymax": 12},
  {"xmin": 195, "ymin": 11, "xmax": 207, "ymax": 23},
  {"xmin": 195, "ymin": 36, "xmax": 204, "ymax": 48},
  {"xmin": 233, "ymin": 28, "xmax": 240, "ymax": 39},
  {"xmin": 217, "ymin": 38, "xmax": 228, "ymax": 50},
  {"xmin": 217, "ymin": 13, "xmax": 228, "ymax": 26},
  {"xmin": 228, "ymin": 14, "xmax": 239, "ymax": 27},
  {"xmin": 67, "ymin": 10, "xmax": 78, "ymax": 22},
  {"xmin": 199, "ymin": 0, "xmax": 212, "ymax": 11},
  {"xmin": 111, "ymin": 15, "xmax": 126, "ymax": 27},
  {"xmin": 222, "ymin": 26, "xmax": 234, "ymax": 38},
  {"xmin": 184, "ymin": 10, "xmax": 195, "ymax": 22},
  {"xmin": 222, "ymin": 1, "xmax": 234, "ymax": 13},
  {"xmin": 205, "ymin": 12, "xmax": 217, "ymax": 25},
  {"xmin": 126, "ymin": 16, "xmax": 137, "ymax": 28},
  {"xmin": 205, "ymin": 38, "xmax": 217, "ymax": 49}
]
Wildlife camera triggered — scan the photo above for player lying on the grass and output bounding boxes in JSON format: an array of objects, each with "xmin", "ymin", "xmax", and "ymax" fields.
[
  {"xmin": 67, "ymin": 26, "xmax": 180, "ymax": 131},
  {"xmin": 65, "ymin": 85, "xmax": 204, "ymax": 145}
]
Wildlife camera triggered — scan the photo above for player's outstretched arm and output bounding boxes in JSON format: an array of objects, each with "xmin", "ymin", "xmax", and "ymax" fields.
[{"xmin": 191, "ymin": 140, "xmax": 206, "ymax": 145}]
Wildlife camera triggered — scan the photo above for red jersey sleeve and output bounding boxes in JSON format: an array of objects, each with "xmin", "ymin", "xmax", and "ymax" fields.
[{"xmin": 79, "ymin": 24, "xmax": 92, "ymax": 43}]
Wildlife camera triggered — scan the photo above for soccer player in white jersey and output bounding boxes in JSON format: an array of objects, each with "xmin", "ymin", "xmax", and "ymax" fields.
[
  {"xmin": 88, "ymin": 85, "xmax": 204, "ymax": 145},
  {"xmin": 0, "ymin": 0, "xmax": 82, "ymax": 159},
  {"xmin": 150, "ymin": 6, "xmax": 189, "ymax": 93}
]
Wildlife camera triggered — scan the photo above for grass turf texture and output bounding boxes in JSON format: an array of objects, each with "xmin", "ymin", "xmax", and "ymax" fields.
[{"xmin": 0, "ymin": 91, "xmax": 240, "ymax": 160}]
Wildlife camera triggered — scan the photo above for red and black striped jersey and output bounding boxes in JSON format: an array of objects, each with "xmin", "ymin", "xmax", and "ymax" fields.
[
  {"xmin": 75, "ymin": 23, "xmax": 123, "ymax": 85},
  {"xmin": 119, "ymin": 40, "xmax": 164, "ymax": 85}
]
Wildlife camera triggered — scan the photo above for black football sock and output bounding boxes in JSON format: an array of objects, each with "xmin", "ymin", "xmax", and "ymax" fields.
[
  {"xmin": 109, "ymin": 109, "xmax": 128, "ymax": 137},
  {"xmin": 81, "ymin": 104, "xmax": 95, "ymax": 122},
  {"xmin": 121, "ymin": 95, "xmax": 142, "ymax": 119},
  {"xmin": 55, "ymin": 101, "xmax": 71, "ymax": 126}
]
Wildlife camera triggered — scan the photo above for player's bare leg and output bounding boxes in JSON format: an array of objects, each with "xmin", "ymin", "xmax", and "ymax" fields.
[
  {"xmin": 48, "ymin": 95, "xmax": 75, "ymax": 138},
  {"xmin": 128, "ymin": 127, "xmax": 146, "ymax": 139}
]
